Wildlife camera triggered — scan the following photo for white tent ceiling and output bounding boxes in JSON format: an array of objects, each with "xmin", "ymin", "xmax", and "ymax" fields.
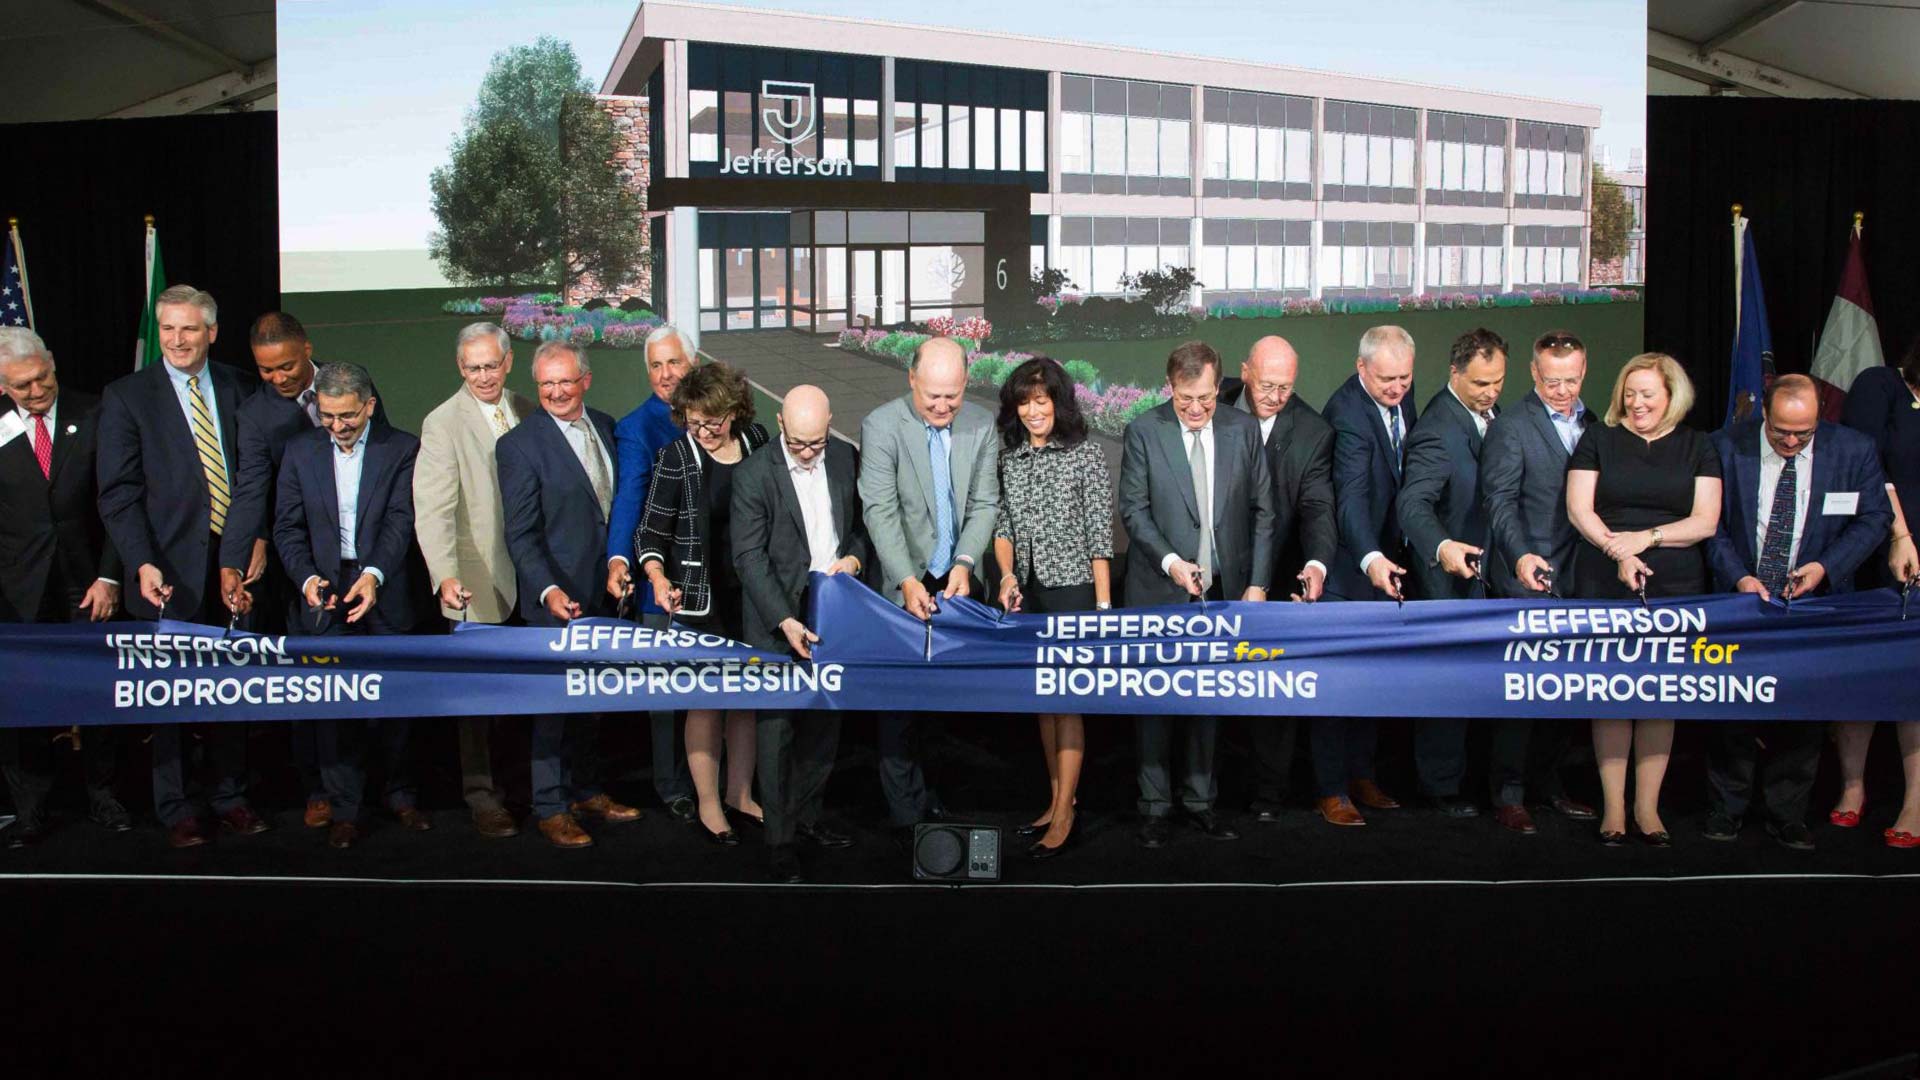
[
  {"xmin": 1649, "ymin": 0, "xmax": 1920, "ymax": 98},
  {"xmin": 0, "ymin": 0, "xmax": 275, "ymax": 122}
]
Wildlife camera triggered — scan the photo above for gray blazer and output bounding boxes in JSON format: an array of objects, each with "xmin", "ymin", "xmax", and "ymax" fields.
[
  {"xmin": 858, "ymin": 394, "xmax": 1001, "ymax": 605},
  {"xmin": 1118, "ymin": 402, "xmax": 1276, "ymax": 606},
  {"xmin": 1479, "ymin": 389, "xmax": 1594, "ymax": 596}
]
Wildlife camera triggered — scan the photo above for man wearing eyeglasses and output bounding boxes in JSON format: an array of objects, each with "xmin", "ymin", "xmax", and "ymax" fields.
[
  {"xmin": 497, "ymin": 340, "xmax": 641, "ymax": 848},
  {"xmin": 1480, "ymin": 329, "xmax": 1602, "ymax": 832},
  {"xmin": 414, "ymin": 322, "xmax": 537, "ymax": 838},
  {"xmin": 272, "ymin": 362, "xmax": 426, "ymax": 848},
  {"xmin": 1703, "ymin": 373, "xmax": 1891, "ymax": 850},
  {"xmin": 731, "ymin": 385, "xmax": 872, "ymax": 882}
]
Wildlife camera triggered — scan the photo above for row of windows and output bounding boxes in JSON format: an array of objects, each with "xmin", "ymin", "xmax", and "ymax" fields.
[
  {"xmin": 891, "ymin": 100, "xmax": 1046, "ymax": 173},
  {"xmin": 1200, "ymin": 87, "xmax": 1314, "ymax": 201},
  {"xmin": 687, "ymin": 88, "xmax": 882, "ymax": 170},
  {"xmin": 1514, "ymin": 122, "xmax": 1585, "ymax": 210}
]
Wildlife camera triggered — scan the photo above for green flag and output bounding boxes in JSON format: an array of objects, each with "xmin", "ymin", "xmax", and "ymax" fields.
[{"xmin": 136, "ymin": 222, "xmax": 165, "ymax": 370}]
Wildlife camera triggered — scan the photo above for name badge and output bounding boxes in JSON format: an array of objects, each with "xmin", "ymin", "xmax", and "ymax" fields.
[{"xmin": 1822, "ymin": 491, "xmax": 1859, "ymax": 516}]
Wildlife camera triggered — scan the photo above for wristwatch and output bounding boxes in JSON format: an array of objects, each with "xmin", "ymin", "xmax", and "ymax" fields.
[{"xmin": 1649, "ymin": 527, "xmax": 1664, "ymax": 549}]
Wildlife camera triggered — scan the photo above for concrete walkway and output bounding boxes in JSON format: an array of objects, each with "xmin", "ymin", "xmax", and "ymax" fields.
[{"xmin": 695, "ymin": 329, "xmax": 912, "ymax": 445}]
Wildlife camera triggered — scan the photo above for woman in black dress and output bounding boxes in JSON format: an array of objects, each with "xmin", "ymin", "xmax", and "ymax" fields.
[
  {"xmin": 636, "ymin": 362, "xmax": 770, "ymax": 843},
  {"xmin": 1834, "ymin": 337, "xmax": 1920, "ymax": 847},
  {"xmin": 1565, "ymin": 353, "xmax": 1723, "ymax": 845}
]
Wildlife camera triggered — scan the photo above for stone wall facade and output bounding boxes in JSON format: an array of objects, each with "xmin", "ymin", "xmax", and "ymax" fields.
[{"xmin": 564, "ymin": 93, "xmax": 651, "ymax": 308}]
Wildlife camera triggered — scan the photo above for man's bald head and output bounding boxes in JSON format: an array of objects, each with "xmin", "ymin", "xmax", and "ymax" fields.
[
  {"xmin": 780, "ymin": 384, "xmax": 833, "ymax": 468},
  {"xmin": 909, "ymin": 336, "xmax": 968, "ymax": 428},
  {"xmin": 1241, "ymin": 335, "xmax": 1301, "ymax": 419}
]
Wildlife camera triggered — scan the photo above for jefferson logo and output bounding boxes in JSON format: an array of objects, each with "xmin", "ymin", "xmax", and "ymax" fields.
[{"xmin": 716, "ymin": 80, "xmax": 854, "ymax": 177}]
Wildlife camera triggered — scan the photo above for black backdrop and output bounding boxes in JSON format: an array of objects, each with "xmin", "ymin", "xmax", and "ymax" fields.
[
  {"xmin": 0, "ymin": 114, "xmax": 279, "ymax": 394},
  {"xmin": 1646, "ymin": 98, "xmax": 1920, "ymax": 429}
]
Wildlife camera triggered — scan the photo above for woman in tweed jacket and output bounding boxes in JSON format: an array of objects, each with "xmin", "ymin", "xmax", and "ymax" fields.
[{"xmin": 636, "ymin": 362, "xmax": 770, "ymax": 843}]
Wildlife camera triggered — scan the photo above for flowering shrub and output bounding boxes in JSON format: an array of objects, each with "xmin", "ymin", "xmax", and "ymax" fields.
[
  {"xmin": 1074, "ymin": 382, "xmax": 1169, "ymax": 437},
  {"xmin": 1206, "ymin": 288, "xmax": 1638, "ymax": 320},
  {"xmin": 1062, "ymin": 359, "xmax": 1101, "ymax": 390},
  {"xmin": 1035, "ymin": 293, "xmax": 1085, "ymax": 315},
  {"xmin": 965, "ymin": 353, "xmax": 1014, "ymax": 388},
  {"xmin": 485, "ymin": 294, "xmax": 661, "ymax": 345},
  {"xmin": 921, "ymin": 314, "xmax": 993, "ymax": 347}
]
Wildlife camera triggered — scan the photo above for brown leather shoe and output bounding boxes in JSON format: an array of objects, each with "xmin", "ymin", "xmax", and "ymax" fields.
[
  {"xmin": 1317, "ymin": 796, "xmax": 1366, "ymax": 826},
  {"xmin": 327, "ymin": 821, "xmax": 362, "ymax": 849},
  {"xmin": 1350, "ymin": 779, "xmax": 1401, "ymax": 810},
  {"xmin": 303, "ymin": 799, "xmax": 332, "ymax": 829},
  {"xmin": 218, "ymin": 805, "xmax": 271, "ymax": 835},
  {"xmin": 168, "ymin": 817, "xmax": 208, "ymax": 849},
  {"xmin": 473, "ymin": 807, "xmax": 519, "ymax": 839},
  {"xmin": 538, "ymin": 813, "xmax": 594, "ymax": 848},
  {"xmin": 394, "ymin": 807, "xmax": 433, "ymax": 832},
  {"xmin": 1493, "ymin": 804, "xmax": 1539, "ymax": 835},
  {"xmin": 1548, "ymin": 795, "xmax": 1598, "ymax": 821},
  {"xmin": 570, "ymin": 794, "xmax": 641, "ymax": 824}
]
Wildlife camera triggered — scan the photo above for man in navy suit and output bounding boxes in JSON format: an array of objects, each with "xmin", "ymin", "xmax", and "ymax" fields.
[
  {"xmin": 96, "ymin": 285, "xmax": 268, "ymax": 848},
  {"xmin": 497, "ymin": 340, "xmax": 642, "ymax": 848},
  {"xmin": 1398, "ymin": 328, "xmax": 1506, "ymax": 819},
  {"xmin": 1479, "ymin": 330, "xmax": 1601, "ymax": 832},
  {"xmin": 0, "ymin": 328, "xmax": 130, "ymax": 846},
  {"xmin": 1703, "ymin": 374, "xmax": 1892, "ymax": 850},
  {"xmin": 1312, "ymin": 326, "xmax": 1417, "ymax": 826},
  {"xmin": 273, "ymin": 362, "xmax": 428, "ymax": 849},
  {"xmin": 220, "ymin": 312, "xmax": 386, "ymax": 830}
]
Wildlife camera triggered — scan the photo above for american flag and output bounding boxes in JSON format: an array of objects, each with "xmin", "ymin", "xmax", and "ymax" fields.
[{"xmin": 2, "ymin": 225, "xmax": 32, "ymax": 330}]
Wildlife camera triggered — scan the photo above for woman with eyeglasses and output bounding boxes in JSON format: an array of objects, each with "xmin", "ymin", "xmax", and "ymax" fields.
[
  {"xmin": 1565, "ymin": 353, "xmax": 1723, "ymax": 846},
  {"xmin": 636, "ymin": 361, "xmax": 770, "ymax": 844},
  {"xmin": 1834, "ymin": 334, "xmax": 1920, "ymax": 847},
  {"xmin": 991, "ymin": 356, "xmax": 1114, "ymax": 858}
]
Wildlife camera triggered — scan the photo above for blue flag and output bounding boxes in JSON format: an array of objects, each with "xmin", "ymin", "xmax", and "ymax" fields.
[{"xmin": 1726, "ymin": 215, "xmax": 1771, "ymax": 424}]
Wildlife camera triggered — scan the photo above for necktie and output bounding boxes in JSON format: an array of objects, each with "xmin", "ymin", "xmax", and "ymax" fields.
[
  {"xmin": 187, "ymin": 375, "xmax": 230, "ymax": 534},
  {"xmin": 298, "ymin": 387, "xmax": 320, "ymax": 427},
  {"xmin": 1387, "ymin": 406, "xmax": 1403, "ymax": 478},
  {"xmin": 1188, "ymin": 428, "xmax": 1214, "ymax": 593},
  {"xmin": 572, "ymin": 418, "xmax": 612, "ymax": 519},
  {"xmin": 489, "ymin": 404, "xmax": 510, "ymax": 438},
  {"xmin": 1757, "ymin": 454, "xmax": 1797, "ymax": 596},
  {"xmin": 31, "ymin": 413, "xmax": 51, "ymax": 480},
  {"xmin": 927, "ymin": 425, "xmax": 956, "ymax": 578}
]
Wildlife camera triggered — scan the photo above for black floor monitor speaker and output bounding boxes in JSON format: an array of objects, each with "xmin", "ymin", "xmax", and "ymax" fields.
[{"xmin": 910, "ymin": 823, "xmax": 1001, "ymax": 882}]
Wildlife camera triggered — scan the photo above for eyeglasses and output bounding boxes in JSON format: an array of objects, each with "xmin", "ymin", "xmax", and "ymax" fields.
[
  {"xmin": 1252, "ymin": 382, "xmax": 1293, "ymax": 397},
  {"xmin": 784, "ymin": 437, "xmax": 828, "ymax": 454},
  {"xmin": 317, "ymin": 402, "xmax": 370, "ymax": 426},
  {"xmin": 1172, "ymin": 392, "xmax": 1218, "ymax": 409},
  {"xmin": 460, "ymin": 362, "xmax": 504, "ymax": 377},
  {"xmin": 1539, "ymin": 377, "xmax": 1583, "ymax": 391},
  {"xmin": 535, "ymin": 378, "xmax": 583, "ymax": 393},
  {"xmin": 685, "ymin": 416, "xmax": 729, "ymax": 434},
  {"xmin": 1765, "ymin": 424, "xmax": 1816, "ymax": 446}
]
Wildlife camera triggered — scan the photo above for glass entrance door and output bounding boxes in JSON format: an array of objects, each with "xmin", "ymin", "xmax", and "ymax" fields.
[{"xmin": 849, "ymin": 247, "xmax": 908, "ymax": 329}]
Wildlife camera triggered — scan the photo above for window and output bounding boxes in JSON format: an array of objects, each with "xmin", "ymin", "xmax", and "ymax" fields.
[
  {"xmin": 1059, "ymin": 110, "xmax": 1089, "ymax": 174},
  {"xmin": 1001, "ymin": 109, "xmax": 1020, "ymax": 172},
  {"xmin": 1059, "ymin": 75, "xmax": 1190, "ymax": 190},
  {"xmin": 975, "ymin": 105, "xmax": 997, "ymax": 170},
  {"xmin": 1513, "ymin": 122, "xmax": 1588, "ymax": 210},
  {"xmin": 1127, "ymin": 115, "xmax": 1158, "ymax": 176},
  {"xmin": 948, "ymin": 104, "xmax": 970, "ymax": 169},
  {"xmin": 921, "ymin": 103, "xmax": 945, "ymax": 168},
  {"xmin": 895, "ymin": 60, "xmax": 1046, "ymax": 184},
  {"xmin": 689, "ymin": 89, "xmax": 719, "ymax": 162},
  {"xmin": 1511, "ymin": 225, "xmax": 1584, "ymax": 288},
  {"xmin": 1201, "ymin": 88, "xmax": 1312, "ymax": 200},
  {"xmin": 1024, "ymin": 110, "xmax": 1045, "ymax": 173},
  {"xmin": 1424, "ymin": 112, "xmax": 1508, "ymax": 207},
  {"xmin": 1321, "ymin": 101, "xmax": 1416, "ymax": 203},
  {"xmin": 685, "ymin": 44, "xmax": 881, "ymax": 180},
  {"xmin": 1056, "ymin": 216, "xmax": 1192, "ymax": 295},
  {"xmin": 1199, "ymin": 219, "xmax": 1311, "ymax": 298},
  {"xmin": 1091, "ymin": 113, "xmax": 1123, "ymax": 175},
  {"xmin": 1320, "ymin": 221, "xmax": 1414, "ymax": 294},
  {"xmin": 893, "ymin": 100, "xmax": 918, "ymax": 167},
  {"xmin": 852, "ymin": 99, "xmax": 879, "ymax": 167},
  {"xmin": 1423, "ymin": 223, "xmax": 1504, "ymax": 289}
]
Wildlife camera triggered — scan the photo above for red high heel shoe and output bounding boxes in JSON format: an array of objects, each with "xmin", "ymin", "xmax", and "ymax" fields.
[
  {"xmin": 1829, "ymin": 793, "xmax": 1865, "ymax": 828},
  {"xmin": 1886, "ymin": 828, "xmax": 1920, "ymax": 850}
]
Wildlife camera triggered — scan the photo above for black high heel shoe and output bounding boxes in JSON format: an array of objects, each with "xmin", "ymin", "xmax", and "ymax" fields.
[
  {"xmin": 704, "ymin": 824, "xmax": 741, "ymax": 846},
  {"xmin": 1598, "ymin": 827, "xmax": 1627, "ymax": 846},
  {"xmin": 1027, "ymin": 818, "xmax": 1079, "ymax": 860},
  {"xmin": 1635, "ymin": 825, "xmax": 1672, "ymax": 848},
  {"xmin": 725, "ymin": 803, "xmax": 764, "ymax": 830},
  {"xmin": 1015, "ymin": 818, "xmax": 1051, "ymax": 838}
]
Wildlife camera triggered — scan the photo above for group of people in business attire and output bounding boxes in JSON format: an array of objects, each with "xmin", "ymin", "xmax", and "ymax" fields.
[{"xmin": 3, "ymin": 282, "xmax": 1918, "ymax": 880}]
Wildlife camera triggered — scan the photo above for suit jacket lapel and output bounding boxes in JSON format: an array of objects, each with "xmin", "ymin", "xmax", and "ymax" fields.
[
  {"xmin": 46, "ymin": 401, "xmax": 78, "ymax": 486},
  {"xmin": 1211, "ymin": 422, "xmax": 1235, "ymax": 526},
  {"xmin": 1157, "ymin": 409, "xmax": 1199, "ymax": 520},
  {"xmin": 314, "ymin": 439, "xmax": 342, "ymax": 560},
  {"xmin": 905, "ymin": 414, "xmax": 937, "ymax": 519},
  {"xmin": 1732, "ymin": 436, "xmax": 1760, "ymax": 569},
  {"xmin": 777, "ymin": 449, "xmax": 808, "ymax": 548},
  {"xmin": 1802, "ymin": 429, "xmax": 1832, "ymax": 553},
  {"xmin": 355, "ymin": 429, "xmax": 388, "ymax": 551},
  {"xmin": 212, "ymin": 367, "xmax": 243, "ymax": 473}
]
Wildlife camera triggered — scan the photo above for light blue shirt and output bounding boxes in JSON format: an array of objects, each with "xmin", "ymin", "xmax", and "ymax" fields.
[
  {"xmin": 326, "ymin": 426, "xmax": 383, "ymax": 587},
  {"xmin": 1546, "ymin": 399, "xmax": 1587, "ymax": 455},
  {"xmin": 164, "ymin": 361, "xmax": 226, "ymax": 464}
]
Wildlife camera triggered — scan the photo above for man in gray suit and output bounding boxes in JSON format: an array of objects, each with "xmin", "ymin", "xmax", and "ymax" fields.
[
  {"xmin": 1478, "ymin": 329, "xmax": 1600, "ymax": 832},
  {"xmin": 859, "ymin": 337, "xmax": 1000, "ymax": 832},
  {"xmin": 1118, "ymin": 341, "xmax": 1276, "ymax": 848}
]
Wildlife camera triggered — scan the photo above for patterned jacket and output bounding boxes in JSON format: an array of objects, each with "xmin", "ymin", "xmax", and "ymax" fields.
[{"xmin": 634, "ymin": 423, "xmax": 770, "ymax": 616}]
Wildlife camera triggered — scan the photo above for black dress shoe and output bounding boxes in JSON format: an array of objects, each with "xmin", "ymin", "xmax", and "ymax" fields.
[
  {"xmin": 89, "ymin": 797, "xmax": 134, "ymax": 833},
  {"xmin": 725, "ymin": 803, "xmax": 764, "ymax": 829},
  {"xmin": 1136, "ymin": 817, "xmax": 1171, "ymax": 849},
  {"xmin": 1427, "ymin": 795, "xmax": 1480, "ymax": 819},
  {"xmin": 1027, "ymin": 830, "xmax": 1074, "ymax": 860},
  {"xmin": 797, "ymin": 821, "xmax": 853, "ymax": 849},
  {"xmin": 1185, "ymin": 810, "xmax": 1240, "ymax": 840},
  {"xmin": 1548, "ymin": 795, "xmax": 1598, "ymax": 821},
  {"xmin": 767, "ymin": 846, "xmax": 804, "ymax": 884},
  {"xmin": 703, "ymin": 825, "xmax": 741, "ymax": 846},
  {"xmin": 5, "ymin": 817, "xmax": 48, "ymax": 848},
  {"xmin": 1767, "ymin": 821, "xmax": 1816, "ymax": 851},
  {"xmin": 666, "ymin": 796, "xmax": 697, "ymax": 825},
  {"xmin": 1703, "ymin": 811, "xmax": 1741, "ymax": 842},
  {"xmin": 1250, "ymin": 802, "xmax": 1285, "ymax": 824}
]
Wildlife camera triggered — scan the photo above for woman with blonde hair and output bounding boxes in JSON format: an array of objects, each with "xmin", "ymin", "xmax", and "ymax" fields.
[{"xmin": 1565, "ymin": 353, "xmax": 1723, "ymax": 846}]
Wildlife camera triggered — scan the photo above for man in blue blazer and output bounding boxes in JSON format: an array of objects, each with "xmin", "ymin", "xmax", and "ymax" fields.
[
  {"xmin": 604, "ymin": 324, "xmax": 696, "ymax": 823},
  {"xmin": 1398, "ymin": 328, "xmax": 1506, "ymax": 819},
  {"xmin": 219, "ymin": 311, "xmax": 388, "ymax": 829},
  {"xmin": 1703, "ymin": 374, "xmax": 1892, "ymax": 850},
  {"xmin": 498, "ymin": 340, "xmax": 642, "ymax": 848},
  {"xmin": 273, "ymin": 362, "xmax": 427, "ymax": 848},
  {"xmin": 1312, "ymin": 325, "xmax": 1418, "ymax": 826},
  {"xmin": 95, "ymin": 285, "xmax": 268, "ymax": 848}
]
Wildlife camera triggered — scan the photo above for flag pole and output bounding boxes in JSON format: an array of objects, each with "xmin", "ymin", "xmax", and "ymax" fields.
[
  {"xmin": 1854, "ymin": 209, "xmax": 1863, "ymax": 238},
  {"xmin": 7, "ymin": 216, "xmax": 32, "ymax": 330},
  {"xmin": 1731, "ymin": 204, "xmax": 1745, "ymax": 332}
]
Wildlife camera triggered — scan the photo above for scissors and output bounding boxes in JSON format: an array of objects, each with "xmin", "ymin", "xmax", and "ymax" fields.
[
  {"xmin": 309, "ymin": 586, "xmax": 340, "ymax": 634},
  {"xmin": 1535, "ymin": 567, "xmax": 1560, "ymax": 600},
  {"xmin": 1390, "ymin": 571, "xmax": 1405, "ymax": 609},
  {"xmin": 1901, "ymin": 575, "xmax": 1915, "ymax": 622},
  {"xmin": 1780, "ymin": 574, "xmax": 1799, "ymax": 610},
  {"xmin": 615, "ymin": 580, "xmax": 635, "ymax": 623},
  {"xmin": 1632, "ymin": 570, "xmax": 1649, "ymax": 610},
  {"xmin": 1464, "ymin": 551, "xmax": 1485, "ymax": 585},
  {"xmin": 1295, "ymin": 572, "xmax": 1316, "ymax": 604}
]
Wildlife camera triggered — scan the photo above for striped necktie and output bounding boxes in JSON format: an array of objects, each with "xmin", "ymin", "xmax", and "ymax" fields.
[{"xmin": 187, "ymin": 374, "xmax": 230, "ymax": 534}]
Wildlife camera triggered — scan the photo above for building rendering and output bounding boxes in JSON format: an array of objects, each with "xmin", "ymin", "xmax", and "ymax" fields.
[{"xmin": 599, "ymin": 0, "xmax": 1604, "ymax": 336}]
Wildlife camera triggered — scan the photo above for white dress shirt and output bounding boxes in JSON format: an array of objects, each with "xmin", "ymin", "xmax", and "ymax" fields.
[
  {"xmin": 470, "ymin": 389, "xmax": 516, "ymax": 435},
  {"xmin": 1547, "ymin": 399, "xmax": 1587, "ymax": 455},
  {"xmin": 1359, "ymin": 395, "xmax": 1406, "ymax": 575},
  {"xmin": 1757, "ymin": 432, "xmax": 1812, "ymax": 570},
  {"xmin": 1161, "ymin": 419, "xmax": 1217, "ymax": 576},
  {"xmin": 165, "ymin": 361, "xmax": 226, "ymax": 462},
  {"xmin": 303, "ymin": 426, "xmax": 383, "ymax": 594},
  {"xmin": 783, "ymin": 443, "xmax": 841, "ymax": 573}
]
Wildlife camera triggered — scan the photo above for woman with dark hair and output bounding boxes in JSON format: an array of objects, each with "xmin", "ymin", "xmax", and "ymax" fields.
[
  {"xmin": 991, "ymin": 356, "xmax": 1113, "ymax": 857},
  {"xmin": 637, "ymin": 361, "xmax": 771, "ymax": 844},
  {"xmin": 1834, "ymin": 336, "xmax": 1920, "ymax": 847}
]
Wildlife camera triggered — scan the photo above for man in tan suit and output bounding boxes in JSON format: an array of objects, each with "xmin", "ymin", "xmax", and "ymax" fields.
[{"xmin": 413, "ymin": 322, "xmax": 536, "ymax": 837}]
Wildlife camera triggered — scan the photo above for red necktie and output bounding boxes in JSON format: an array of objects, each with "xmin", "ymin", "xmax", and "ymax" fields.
[{"xmin": 31, "ymin": 412, "xmax": 51, "ymax": 480}]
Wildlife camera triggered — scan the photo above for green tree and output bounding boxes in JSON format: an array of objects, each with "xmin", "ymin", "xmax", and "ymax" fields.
[
  {"xmin": 1118, "ymin": 265, "xmax": 1202, "ymax": 315},
  {"xmin": 1590, "ymin": 165, "xmax": 1630, "ymax": 265},
  {"xmin": 429, "ymin": 38, "xmax": 641, "ymax": 294}
]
